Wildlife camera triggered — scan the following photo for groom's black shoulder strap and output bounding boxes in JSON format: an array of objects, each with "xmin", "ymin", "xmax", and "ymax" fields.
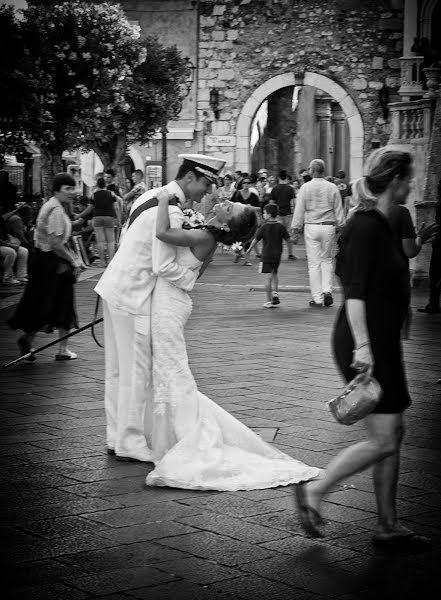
[{"xmin": 127, "ymin": 195, "xmax": 179, "ymax": 229}]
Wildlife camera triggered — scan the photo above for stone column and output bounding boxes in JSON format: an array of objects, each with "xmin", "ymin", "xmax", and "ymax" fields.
[
  {"xmin": 403, "ymin": 0, "xmax": 418, "ymax": 56},
  {"xmin": 315, "ymin": 98, "xmax": 332, "ymax": 175},
  {"xmin": 332, "ymin": 105, "xmax": 346, "ymax": 175}
]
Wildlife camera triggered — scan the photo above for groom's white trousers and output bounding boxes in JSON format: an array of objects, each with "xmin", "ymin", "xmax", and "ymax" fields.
[{"xmin": 102, "ymin": 300, "xmax": 153, "ymax": 461}]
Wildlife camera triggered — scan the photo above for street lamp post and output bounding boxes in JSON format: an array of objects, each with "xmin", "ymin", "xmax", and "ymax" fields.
[{"xmin": 161, "ymin": 125, "xmax": 168, "ymax": 186}]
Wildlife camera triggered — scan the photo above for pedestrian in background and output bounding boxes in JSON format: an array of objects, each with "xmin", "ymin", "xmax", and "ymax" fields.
[
  {"xmin": 3, "ymin": 203, "xmax": 34, "ymax": 251},
  {"xmin": 77, "ymin": 178, "xmax": 119, "ymax": 267},
  {"xmin": 123, "ymin": 169, "xmax": 146, "ymax": 220},
  {"xmin": 0, "ymin": 214, "xmax": 28, "ymax": 285},
  {"xmin": 264, "ymin": 174, "xmax": 276, "ymax": 195},
  {"xmin": 295, "ymin": 148, "xmax": 431, "ymax": 550},
  {"xmin": 292, "ymin": 178, "xmax": 301, "ymax": 194},
  {"xmin": 232, "ymin": 177, "xmax": 260, "ymax": 264},
  {"xmin": 291, "ymin": 159, "xmax": 345, "ymax": 307},
  {"xmin": 124, "ymin": 176, "xmax": 134, "ymax": 193},
  {"xmin": 334, "ymin": 169, "xmax": 349, "ymax": 209},
  {"xmin": 418, "ymin": 178, "xmax": 441, "ymax": 314},
  {"xmin": 270, "ymin": 169, "xmax": 297, "ymax": 260},
  {"xmin": 246, "ymin": 203, "xmax": 290, "ymax": 308},
  {"xmin": 91, "ymin": 178, "xmax": 118, "ymax": 267},
  {"xmin": 105, "ymin": 168, "xmax": 123, "ymax": 230},
  {"xmin": 388, "ymin": 202, "xmax": 438, "ymax": 336},
  {"xmin": 234, "ymin": 170, "xmax": 244, "ymax": 191},
  {"xmin": 104, "ymin": 168, "xmax": 120, "ymax": 196},
  {"xmin": 215, "ymin": 173, "xmax": 235, "ymax": 202},
  {"xmin": 8, "ymin": 173, "xmax": 83, "ymax": 361}
]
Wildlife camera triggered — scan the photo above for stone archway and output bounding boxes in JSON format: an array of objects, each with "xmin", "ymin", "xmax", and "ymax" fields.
[
  {"xmin": 420, "ymin": 0, "xmax": 438, "ymax": 39},
  {"xmin": 235, "ymin": 72, "xmax": 364, "ymax": 179}
]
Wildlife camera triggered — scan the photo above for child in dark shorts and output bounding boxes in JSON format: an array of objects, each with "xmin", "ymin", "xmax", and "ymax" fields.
[{"xmin": 246, "ymin": 203, "xmax": 290, "ymax": 308}]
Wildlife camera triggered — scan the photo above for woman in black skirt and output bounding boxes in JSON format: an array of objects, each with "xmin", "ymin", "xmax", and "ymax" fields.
[
  {"xmin": 294, "ymin": 148, "xmax": 431, "ymax": 549},
  {"xmin": 8, "ymin": 173, "xmax": 82, "ymax": 361}
]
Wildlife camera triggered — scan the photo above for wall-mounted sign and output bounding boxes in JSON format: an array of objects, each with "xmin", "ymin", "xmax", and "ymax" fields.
[
  {"xmin": 146, "ymin": 164, "xmax": 162, "ymax": 189},
  {"xmin": 206, "ymin": 135, "xmax": 236, "ymax": 147}
]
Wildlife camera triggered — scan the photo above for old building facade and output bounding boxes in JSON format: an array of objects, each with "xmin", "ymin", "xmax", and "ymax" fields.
[
  {"xmin": 117, "ymin": 0, "xmax": 440, "ymax": 284},
  {"xmin": 123, "ymin": 0, "xmax": 407, "ymax": 179}
]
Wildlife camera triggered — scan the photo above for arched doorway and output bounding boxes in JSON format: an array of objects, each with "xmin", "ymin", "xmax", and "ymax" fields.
[{"xmin": 235, "ymin": 72, "xmax": 364, "ymax": 180}]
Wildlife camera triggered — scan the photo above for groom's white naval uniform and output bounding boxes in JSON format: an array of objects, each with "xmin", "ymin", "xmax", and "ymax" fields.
[{"xmin": 95, "ymin": 154, "xmax": 225, "ymax": 461}]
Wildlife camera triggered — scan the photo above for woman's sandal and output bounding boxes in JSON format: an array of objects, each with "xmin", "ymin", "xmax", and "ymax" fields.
[
  {"xmin": 372, "ymin": 532, "xmax": 432, "ymax": 550},
  {"xmin": 294, "ymin": 482, "xmax": 325, "ymax": 538}
]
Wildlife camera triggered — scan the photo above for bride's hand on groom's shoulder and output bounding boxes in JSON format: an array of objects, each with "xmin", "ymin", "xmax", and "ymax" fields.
[{"xmin": 157, "ymin": 190, "xmax": 171, "ymax": 203}]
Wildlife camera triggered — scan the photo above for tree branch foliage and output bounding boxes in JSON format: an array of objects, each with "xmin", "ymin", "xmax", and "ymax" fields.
[{"xmin": 1, "ymin": 1, "xmax": 189, "ymax": 173}]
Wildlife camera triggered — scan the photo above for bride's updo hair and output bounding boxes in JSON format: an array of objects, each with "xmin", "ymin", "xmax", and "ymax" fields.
[
  {"xmin": 351, "ymin": 147, "xmax": 413, "ymax": 214},
  {"xmin": 212, "ymin": 203, "xmax": 258, "ymax": 245}
]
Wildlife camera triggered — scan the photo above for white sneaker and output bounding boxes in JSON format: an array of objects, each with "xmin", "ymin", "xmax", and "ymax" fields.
[
  {"xmin": 55, "ymin": 349, "xmax": 78, "ymax": 361},
  {"xmin": 263, "ymin": 301, "xmax": 277, "ymax": 308}
]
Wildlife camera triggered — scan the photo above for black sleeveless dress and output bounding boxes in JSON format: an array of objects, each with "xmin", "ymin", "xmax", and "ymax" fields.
[{"xmin": 332, "ymin": 210, "xmax": 411, "ymax": 414}]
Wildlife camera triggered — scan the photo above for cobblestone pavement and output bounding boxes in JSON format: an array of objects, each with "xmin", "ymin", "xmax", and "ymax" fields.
[{"xmin": 1, "ymin": 244, "xmax": 440, "ymax": 600}]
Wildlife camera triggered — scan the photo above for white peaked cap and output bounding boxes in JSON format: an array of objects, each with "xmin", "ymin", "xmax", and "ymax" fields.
[{"xmin": 178, "ymin": 153, "xmax": 226, "ymax": 182}]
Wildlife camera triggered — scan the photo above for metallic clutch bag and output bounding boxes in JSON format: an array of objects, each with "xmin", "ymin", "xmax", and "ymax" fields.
[{"xmin": 328, "ymin": 374, "xmax": 382, "ymax": 425}]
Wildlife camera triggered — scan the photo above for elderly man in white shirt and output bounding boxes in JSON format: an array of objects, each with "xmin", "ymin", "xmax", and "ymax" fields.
[
  {"xmin": 291, "ymin": 159, "xmax": 345, "ymax": 307},
  {"xmin": 95, "ymin": 154, "xmax": 225, "ymax": 462}
]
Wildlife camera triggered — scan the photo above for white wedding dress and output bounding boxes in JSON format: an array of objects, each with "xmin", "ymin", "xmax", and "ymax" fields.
[{"xmin": 145, "ymin": 247, "xmax": 320, "ymax": 491}]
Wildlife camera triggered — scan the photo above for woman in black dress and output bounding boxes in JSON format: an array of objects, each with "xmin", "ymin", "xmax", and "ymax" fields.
[
  {"xmin": 295, "ymin": 148, "xmax": 431, "ymax": 549},
  {"xmin": 8, "ymin": 173, "xmax": 83, "ymax": 361}
]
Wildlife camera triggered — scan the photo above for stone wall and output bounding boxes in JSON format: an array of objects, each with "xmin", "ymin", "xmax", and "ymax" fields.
[
  {"xmin": 198, "ymin": 0, "xmax": 404, "ymax": 171},
  {"xmin": 123, "ymin": 0, "xmax": 198, "ymax": 123}
]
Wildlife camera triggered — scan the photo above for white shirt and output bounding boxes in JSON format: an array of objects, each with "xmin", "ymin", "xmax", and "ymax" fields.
[
  {"xmin": 34, "ymin": 198, "xmax": 72, "ymax": 251},
  {"xmin": 95, "ymin": 181, "xmax": 197, "ymax": 315},
  {"xmin": 291, "ymin": 178, "xmax": 345, "ymax": 230}
]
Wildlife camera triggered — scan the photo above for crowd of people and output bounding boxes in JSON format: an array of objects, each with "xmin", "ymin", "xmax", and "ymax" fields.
[{"xmin": 212, "ymin": 163, "xmax": 440, "ymax": 317}]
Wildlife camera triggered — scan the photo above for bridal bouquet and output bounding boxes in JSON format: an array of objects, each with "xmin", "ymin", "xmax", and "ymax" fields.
[
  {"xmin": 182, "ymin": 208, "xmax": 206, "ymax": 229},
  {"xmin": 231, "ymin": 241, "xmax": 243, "ymax": 256}
]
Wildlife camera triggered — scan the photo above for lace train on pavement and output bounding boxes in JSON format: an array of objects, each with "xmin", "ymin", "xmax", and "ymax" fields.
[{"xmin": 145, "ymin": 254, "xmax": 320, "ymax": 491}]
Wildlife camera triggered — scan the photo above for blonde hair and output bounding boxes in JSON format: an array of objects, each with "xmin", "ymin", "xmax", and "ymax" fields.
[{"xmin": 351, "ymin": 146, "xmax": 413, "ymax": 214}]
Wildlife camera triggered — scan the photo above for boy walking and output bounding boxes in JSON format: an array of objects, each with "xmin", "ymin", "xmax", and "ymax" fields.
[{"xmin": 246, "ymin": 204, "xmax": 290, "ymax": 308}]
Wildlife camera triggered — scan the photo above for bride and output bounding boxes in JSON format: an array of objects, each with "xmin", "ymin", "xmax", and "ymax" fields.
[{"xmin": 145, "ymin": 192, "xmax": 320, "ymax": 491}]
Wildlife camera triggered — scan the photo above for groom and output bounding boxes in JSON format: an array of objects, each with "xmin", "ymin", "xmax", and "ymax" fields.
[{"xmin": 95, "ymin": 154, "xmax": 225, "ymax": 461}]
